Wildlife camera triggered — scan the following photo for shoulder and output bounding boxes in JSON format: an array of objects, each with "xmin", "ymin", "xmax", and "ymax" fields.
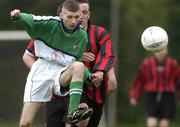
[
  {"xmin": 89, "ymin": 24, "xmax": 107, "ymax": 31},
  {"xmin": 167, "ymin": 57, "xmax": 178, "ymax": 66},
  {"xmin": 142, "ymin": 57, "xmax": 151, "ymax": 66},
  {"xmin": 94, "ymin": 25, "xmax": 110, "ymax": 40},
  {"xmin": 90, "ymin": 24, "xmax": 109, "ymax": 33},
  {"xmin": 89, "ymin": 24, "xmax": 110, "ymax": 41}
]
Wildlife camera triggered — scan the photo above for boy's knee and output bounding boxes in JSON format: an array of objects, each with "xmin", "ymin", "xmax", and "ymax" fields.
[
  {"xmin": 72, "ymin": 62, "xmax": 84, "ymax": 72},
  {"xmin": 147, "ymin": 117, "xmax": 158, "ymax": 127}
]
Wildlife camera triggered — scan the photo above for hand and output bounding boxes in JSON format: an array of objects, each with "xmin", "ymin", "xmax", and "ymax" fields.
[
  {"xmin": 82, "ymin": 52, "xmax": 95, "ymax": 62},
  {"xmin": 94, "ymin": 71, "xmax": 103, "ymax": 81},
  {"xmin": 107, "ymin": 78, "xmax": 117, "ymax": 93},
  {"xmin": 91, "ymin": 71, "xmax": 103, "ymax": 88},
  {"xmin": 106, "ymin": 67, "xmax": 117, "ymax": 93},
  {"xmin": 129, "ymin": 98, "xmax": 138, "ymax": 106},
  {"xmin": 10, "ymin": 9, "xmax": 21, "ymax": 17}
]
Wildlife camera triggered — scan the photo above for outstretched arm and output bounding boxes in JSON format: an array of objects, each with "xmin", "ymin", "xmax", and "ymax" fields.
[
  {"xmin": 10, "ymin": 9, "xmax": 37, "ymax": 39},
  {"xmin": 10, "ymin": 9, "xmax": 52, "ymax": 40}
]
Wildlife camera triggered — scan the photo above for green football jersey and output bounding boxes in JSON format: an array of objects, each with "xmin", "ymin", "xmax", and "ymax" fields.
[{"xmin": 13, "ymin": 13, "xmax": 87, "ymax": 60}]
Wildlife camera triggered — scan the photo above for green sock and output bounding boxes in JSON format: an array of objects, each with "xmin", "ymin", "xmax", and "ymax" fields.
[{"xmin": 68, "ymin": 81, "xmax": 83, "ymax": 114}]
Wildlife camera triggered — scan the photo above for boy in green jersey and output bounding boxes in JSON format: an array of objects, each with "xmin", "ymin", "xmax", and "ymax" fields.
[{"xmin": 10, "ymin": 0, "xmax": 100, "ymax": 126}]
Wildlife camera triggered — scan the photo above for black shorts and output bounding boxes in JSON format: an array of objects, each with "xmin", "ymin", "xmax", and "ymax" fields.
[
  {"xmin": 145, "ymin": 92, "xmax": 175, "ymax": 119},
  {"xmin": 80, "ymin": 94, "xmax": 104, "ymax": 127},
  {"xmin": 44, "ymin": 96, "xmax": 68, "ymax": 127}
]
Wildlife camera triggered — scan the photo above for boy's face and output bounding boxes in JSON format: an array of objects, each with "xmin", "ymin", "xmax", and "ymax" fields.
[
  {"xmin": 79, "ymin": 3, "xmax": 90, "ymax": 29},
  {"xmin": 60, "ymin": 8, "xmax": 80, "ymax": 30},
  {"xmin": 154, "ymin": 47, "xmax": 168, "ymax": 62}
]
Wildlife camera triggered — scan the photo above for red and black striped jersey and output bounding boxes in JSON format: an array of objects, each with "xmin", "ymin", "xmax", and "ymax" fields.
[
  {"xmin": 84, "ymin": 23, "xmax": 116, "ymax": 104},
  {"xmin": 129, "ymin": 56, "xmax": 180, "ymax": 100}
]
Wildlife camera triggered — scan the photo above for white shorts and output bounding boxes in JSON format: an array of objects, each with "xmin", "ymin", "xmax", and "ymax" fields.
[{"xmin": 23, "ymin": 58, "xmax": 69, "ymax": 103}]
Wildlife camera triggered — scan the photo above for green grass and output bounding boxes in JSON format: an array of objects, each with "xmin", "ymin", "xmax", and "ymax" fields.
[
  {"xmin": 118, "ymin": 121, "xmax": 180, "ymax": 127},
  {"xmin": 0, "ymin": 121, "xmax": 179, "ymax": 127},
  {"xmin": 0, "ymin": 121, "xmax": 44, "ymax": 127}
]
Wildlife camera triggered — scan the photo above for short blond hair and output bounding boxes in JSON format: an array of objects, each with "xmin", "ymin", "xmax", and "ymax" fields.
[{"xmin": 62, "ymin": 0, "xmax": 80, "ymax": 12}]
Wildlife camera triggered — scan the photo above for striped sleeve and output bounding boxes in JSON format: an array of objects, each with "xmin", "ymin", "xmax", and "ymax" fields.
[
  {"xmin": 93, "ymin": 27, "xmax": 116, "ymax": 73},
  {"xmin": 129, "ymin": 60, "xmax": 147, "ymax": 99},
  {"xmin": 174, "ymin": 61, "xmax": 180, "ymax": 97},
  {"xmin": 129, "ymin": 74, "xmax": 143, "ymax": 100}
]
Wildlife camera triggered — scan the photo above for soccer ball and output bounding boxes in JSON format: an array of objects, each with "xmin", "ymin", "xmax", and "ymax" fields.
[{"xmin": 141, "ymin": 26, "xmax": 168, "ymax": 52}]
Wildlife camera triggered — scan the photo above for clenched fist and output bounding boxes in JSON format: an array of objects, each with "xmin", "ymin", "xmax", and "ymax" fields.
[{"xmin": 10, "ymin": 9, "xmax": 21, "ymax": 17}]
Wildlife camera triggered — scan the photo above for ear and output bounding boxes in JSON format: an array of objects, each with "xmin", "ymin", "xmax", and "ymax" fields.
[{"xmin": 60, "ymin": 12, "xmax": 63, "ymax": 18}]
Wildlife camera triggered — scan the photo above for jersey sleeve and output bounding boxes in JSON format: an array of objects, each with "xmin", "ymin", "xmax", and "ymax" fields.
[
  {"xmin": 93, "ymin": 28, "xmax": 116, "ymax": 73},
  {"xmin": 84, "ymin": 67, "xmax": 91, "ymax": 81},
  {"xmin": 11, "ymin": 13, "xmax": 53, "ymax": 40},
  {"xmin": 129, "ymin": 61, "xmax": 147, "ymax": 100},
  {"xmin": 175, "ymin": 62, "xmax": 180, "ymax": 99}
]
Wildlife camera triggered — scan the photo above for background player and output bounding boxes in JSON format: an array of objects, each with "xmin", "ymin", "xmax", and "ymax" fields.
[{"xmin": 129, "ymin": 47, "xmax": 180, "ymax": 127}]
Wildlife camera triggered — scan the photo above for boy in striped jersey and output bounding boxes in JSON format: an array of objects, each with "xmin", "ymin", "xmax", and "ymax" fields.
[
  {"xmin": 10, "ymin": 0, "xmax": 101, "ymax": 126},
  {"xmin": 129, "ymin": 47, "xmax": 180, "ymax": 127},
  {"xmin": 77, "ymin": 0, "xmax": 117, "ymax": 126}
]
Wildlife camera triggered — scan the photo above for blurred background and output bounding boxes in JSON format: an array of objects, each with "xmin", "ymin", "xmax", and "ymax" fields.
[{"xmin": 0, "ymin": 0, "xmax": 180, "ymax": 126}]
